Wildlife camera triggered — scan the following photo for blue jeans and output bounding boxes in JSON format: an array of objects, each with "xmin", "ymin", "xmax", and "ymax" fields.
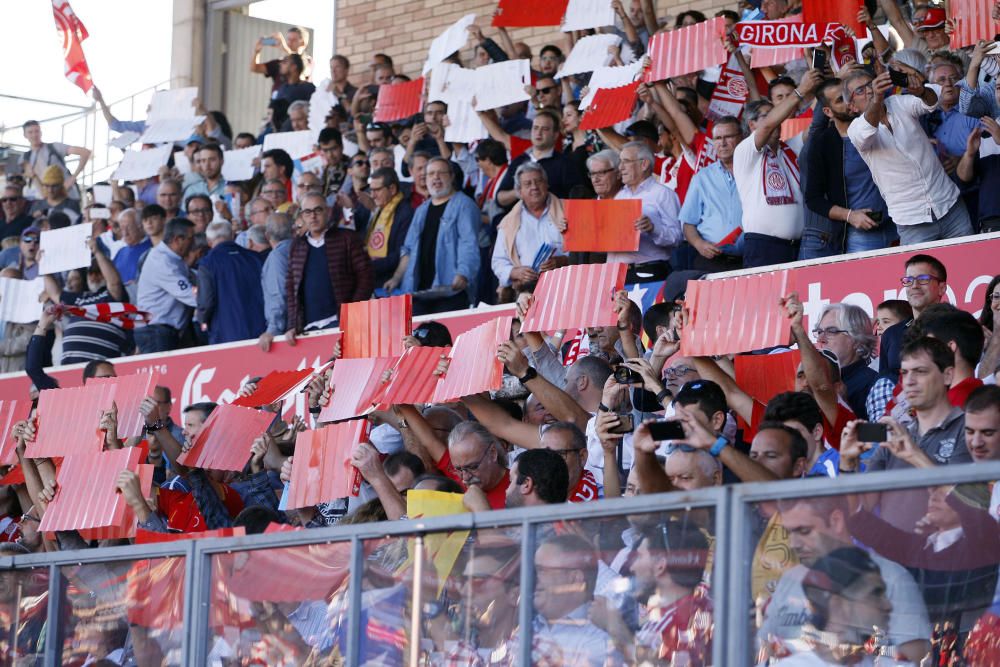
[
  {"xmin": 897, "ymin": 199, "xmax": 973, "ymax": 246},
  {"xmin": 798, "ymin": 228, "xmax": 842, "ymax": 260},
  {"xmin": 134, "ymin": 324, "xmax": 180, "ymax": 354},
  {"xmin": 846, "ymin": 223, "xmax": 899, "ymax": 253},
  {"xmin": 743, "ymin": 233, "xmax": 800, "ymax": 269}
]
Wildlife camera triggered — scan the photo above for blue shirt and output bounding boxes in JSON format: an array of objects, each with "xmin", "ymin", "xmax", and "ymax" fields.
[
  {"xmin": 302, "ymin": 243, "xmax": 338, "ymax": 326},
  {"xmin": 843, "ymin": 138, "xmax": 888, "ymax": 214},
  {"xmin": 400, "ymin": 192, "xmax": 481, "ymax": 300},
  {"xmin": 931, "ymin": 108, "xmax": 981, "ymax": 158},
  {"xmin": 136, "ymin": 241, "xmax": 196, "ymax": 330},
  {"xmin": 261, "ymin": 239, "xmax": 290, "ymax": 335},
  {"xmin": 807, "ymin": 447, "xmax": 840, "ymax": 478},
  {"xmin": 114, "ymin": 238, "xmax": 153, "ymax": 284},
  {"xmin": 677, "ymin": 161, "xmax": 743, "ymax": 253}
]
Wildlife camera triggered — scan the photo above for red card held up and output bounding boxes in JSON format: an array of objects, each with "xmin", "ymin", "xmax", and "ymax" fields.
[
  {"xmin": 562, "ymin": 199, "xmax": 641, "ymax": 252},
  {"xmin": 375, "ymin": 345, "xmax": 450, "ymax": 409},
  {"xmin": 28, "ymin": 382, "xmax": 116, "ymax": 458},
  {"xmin": 135, "ymin": 526, "xmax": 246, "ymax": 544},
  {"xmin": 177, "ymin": 404, "xmax": 276, "ymax": 472},
  {"xmin": 645, "ymin": 17, "xmax": 728, "ymax": 82},
  {"xmin": 319, "ymin": 357, "xmax": 398, "ymax": 423},
  {"xmin": 230, "ymin": 368, "xmax": 314, "ymax": 408},
  {"xmin": 433, "ymin": 317, "xmax": 513, "ymax": 403},
  {"xmin": 520, "ymin": 262, "xmax": 627, "ymax": 333},
  {"xmin": 0, "ymin": 400, "xmax": 32, "ymax": 466},
  {"xmin": 579, "ymin": 81, "xmax": 642, "ymax": 131},
  {"xmin": 801, "ymin": 0, "xmax": 865, "ymax": 35},
  {"xmin": 492, "ymin": 0, "xmax": 568, "ymax": 27},
  {"xmin": 286, "ymin": 421, "xmax": 368, "ymax": 509},
  {"xmin": 374, "ymin": 78, "xmax": 425, "ymax": 123},
  {"xmin": 780, "ymin": 117, "xmax": 812, "ymax": 142},
  {"xmin": 340, "ymin": 294, "xmax": 412, "ymax": 359},
  {"xmin": 949, "ymin": 0, "xmax": 1000, "ymax": 49},
  {"xmin": 510, "ymin": 135, "xmax": 532, "ymax": 160},
  {"xmin": 734, "ymin": 350, "xmax": 801, "ymax": 406}
]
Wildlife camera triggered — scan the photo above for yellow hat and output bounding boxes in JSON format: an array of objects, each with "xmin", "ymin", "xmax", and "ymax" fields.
[{"xmin": 41, "ymin": 165, "xmax": 63, "ymax": 186}]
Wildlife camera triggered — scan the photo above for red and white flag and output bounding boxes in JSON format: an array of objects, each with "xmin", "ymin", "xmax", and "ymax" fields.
[
  {"xmin": 55, "ymin": 302, "xmax": 150, "ymax": 330},
  {"xmin": 51, "ymin": 0, "xmax": 93, "ymax": 94},
  {"xmin": 707, "ymin": 53, "xmax": 749, "ymax": 123}
]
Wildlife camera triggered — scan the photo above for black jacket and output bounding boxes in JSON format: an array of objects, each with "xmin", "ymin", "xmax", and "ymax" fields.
[{"xmin": 803, "ymin": 120, "xmax": 850, "ymax": 253}]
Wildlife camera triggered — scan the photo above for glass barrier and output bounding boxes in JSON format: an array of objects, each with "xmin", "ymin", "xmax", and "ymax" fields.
[
  {"xmin": 749, "ymin": 483, "xmax": 1000, "ymax": 666},
  {"xmin": 59, "ymin": 557, "xmax": 185, "ymax": 666},
  {"xmin": 0, "ymin": 566, "xmax": 48, "ymax": 663}
]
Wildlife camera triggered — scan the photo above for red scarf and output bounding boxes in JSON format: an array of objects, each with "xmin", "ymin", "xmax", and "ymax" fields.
[
  {"xmin": 570, "ymin": 469, "xmax": 600, "ymax": 502},
  {"xmin": 761, "ymin": 142, "xmax": 800, "ymax": 206},
  {"xmin": 478, "ymin": 164, "xmax": 508, "ymax": 208}
]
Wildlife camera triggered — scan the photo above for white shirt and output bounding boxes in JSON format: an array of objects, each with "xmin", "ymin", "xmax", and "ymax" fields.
[
  {"xmin": 847, "ymin": 87, "xmax": 959, "ymax": 225},
  {"xmin": 611, "ymin": 175, "xmax": 681, "ymax": 264},
  {"xmin": 491, "ymin": 202, "xmax": 565, "ymax": 286},
  {"xmin": 733, "ymin": 135, "xmax": 804, "ymax": 240}
]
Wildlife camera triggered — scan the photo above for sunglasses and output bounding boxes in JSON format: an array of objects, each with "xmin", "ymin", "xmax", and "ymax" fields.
[
  {"xmin": 536, "ymin": 86, "xmax": 558, "ymax": 95},
  {"xmin": 1, "ymin": 197, "xmax": 20, "ymax": 203}
]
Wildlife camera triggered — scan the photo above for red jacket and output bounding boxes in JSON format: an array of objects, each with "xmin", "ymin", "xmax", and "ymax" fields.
[{"xmin": 285, "ymin": 227, "xmax": 373, "ymax": 332}]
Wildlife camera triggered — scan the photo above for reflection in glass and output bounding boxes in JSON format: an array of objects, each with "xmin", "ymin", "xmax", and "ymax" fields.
[{"xmin": 0, "ymin": 567, "xmax": 47, "ymax": 663}]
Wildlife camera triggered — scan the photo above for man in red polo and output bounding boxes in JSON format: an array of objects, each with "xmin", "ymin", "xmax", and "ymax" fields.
[{"xmin": 439, "ymin": 421, "xmax": 511, "ymax": 510}]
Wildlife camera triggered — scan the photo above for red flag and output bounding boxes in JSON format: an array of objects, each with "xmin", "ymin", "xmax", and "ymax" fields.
[
  {"xmin": 51, "ymin": 0, "xmax": 93, "ymax": 94},
  {"xmin": 646, "ymin": 17, "xmax": 729, "ymax": 82},
  {"xmin": 578, "ymin": 82, "xmax": 641, "ymax": 131},
  {"xmin": 802, "ymin": 0, "xmax": 865, "ymax": 35},
  {"xmin": 562, "ymin": 199, "xmax": 642, "ymax": 251},
  {"xmin": 492, "ymin": 0, "xmax": 568, "ymax": 27},
  {"xmin": 510, "ymin": 135, "xmax": 532, "ymax": 160},
  {"xmin": 55, "ymin": 302, "xmax": 150, "ymax": 330},
  {"xmin": 374, "ymin": 78, "xmax": 425, "ymax": 123}
]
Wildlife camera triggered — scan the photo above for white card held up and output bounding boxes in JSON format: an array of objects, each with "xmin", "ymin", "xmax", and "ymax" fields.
[
  {"xmin": 91, "ymin": 184, "xmax": 113, "ymax": 206},
  {"xmin": 581, "ymin": 61, "xmax": 644, "ymax": 109},
  {"xmin": 429, "ymin": 62, "xmax": 478, "ymax": 104},
  {"xmin": 138, "ymin": 116, "xmax": 205, "ymax": 145},
  {"xmin": 108, "ymin": 131, "xmax": 140, "ymax": 150},
  {"xmin": 88, "ymin": 207, "xmax": 111, "ymax": 220},
  {"xmin": 307, "ymin": 88, "xmax": 338, "ymax": 142},
  {"xmin": 263, "ymin": 130, "xmax": 316, "ymax": 161},
  {"xmin": 445, "ymin": 100, "xmax": 489, "ymax": 143},
  {"xmin": 474, "ymin": 59, "xmax": 532, "ymax": 111},
  {"xmin": 423, "ymin": 13, "xmax": 476, "ymax": 75},
  {"xmin": 342, "ymin": 137, "xmax": 359, "ymax": 158},
  {"xmin": 39, "ymin": 223, "xmax": 93, "ymax": 276},
  {"xmin": 557, "ymin": 34, "xmax": 622, "ymax": 79},
  {"xmin": 146, "ymin": 87, "xmax": 198, "ymax": 123},
  {"xmin": 562, "ymin": 0, "xmax": 615, "ymax": 32},
  {"xmin": 173, "ymin": 151, "xmax": 192, "ymax": 176},
  {"xmin": 0, "ymin": 277, "xmax": 45, "ymax": 324},
  {"xmin": 221, "ymin": 145, "xmax": 262, "ymax": 182},
  {"xmin": 112, "ymin": 145, "xmax": 172, "ymax": 181}
]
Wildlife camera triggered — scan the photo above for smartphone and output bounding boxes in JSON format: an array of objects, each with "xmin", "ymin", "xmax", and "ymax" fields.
[
  {"xmin": 889, "ymin": 68, "xmax": 909, "ymax": 88},
  {"xmin": 811, "ymin": 49, "xmax": 827, "ymax": 72},
  {"xmin": 868, "ymin": 211, "xmax": 883, "ymax": 224},
  {"xmin": 613, "ymin": 366, "xmax": 642, "ymax": 384},
  {"xmin": 862, "ymin": 62, "xmax": 877, "ymax": 77},
  {"xmin": 261, "ymin": 37, "xmax": 278, "ymax": 46},
  {"xmin": 647, "ymin": 420, "xmax": 687, "ymax": 441},
  {"xmin": 608, "ymin": 413, "xmax": 634, "ymax": 435},
  {"xmin": 856, "ymin": 422, "xmax": 888, "ymax": 443}
]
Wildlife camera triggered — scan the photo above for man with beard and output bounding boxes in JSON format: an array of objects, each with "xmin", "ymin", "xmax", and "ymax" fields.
[
  {"xmin": 504, "ymin": 448, "xmax": 569, "ymax": 508},
  {"xmin": 805, "ymin": 77, "xmax": 895, "ymax": 257}
]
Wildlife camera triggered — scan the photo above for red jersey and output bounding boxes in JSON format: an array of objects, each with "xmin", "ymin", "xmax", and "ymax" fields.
[
  {"xmin": 569, "ymin": 469, "xmax": 600, "ymax": 502},
  {"xmin": 636, "ymin": 588, "xmax": 714, "ymax": 665},
  {"xmin": 436, "ymin": 450, "xmax": 511, "ymax": 510},
  {"xmin": 157, "ymin": 484, "xmax": 245, "ymax": 533}
]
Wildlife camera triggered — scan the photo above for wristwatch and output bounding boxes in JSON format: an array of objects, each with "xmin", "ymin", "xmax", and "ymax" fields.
[
  {"xmin": 709, "ymin": 436, "xmax": 729, "ymax": 457},
  {"xmin": 144, "ymin": 420, "xmax": 165, "ymax": 433},
  {"xmin": 517, "ymin": 366, "xmax": 538, "ymax": 385}
]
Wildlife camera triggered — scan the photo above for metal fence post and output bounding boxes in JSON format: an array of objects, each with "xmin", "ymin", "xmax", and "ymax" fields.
[
  {"xmin": 517, "ymin": 520, "xmax": 535, "ymax": 666},
  {"xmin": 42, "ymin": 563, "xmax": 64, "ymax": 667},
  {"xmin": 345, "ymin": 536, "xmax": 364, "ymax": 666},
  {"xmin": 186, "ymin": 540, "xmax": 213, "ymax": 666}
]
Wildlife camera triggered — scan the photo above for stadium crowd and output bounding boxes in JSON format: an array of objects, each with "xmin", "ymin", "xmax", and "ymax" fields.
[{"xmin": 3, "ymin": 0, "xmax": 1000, "ymax": 664}]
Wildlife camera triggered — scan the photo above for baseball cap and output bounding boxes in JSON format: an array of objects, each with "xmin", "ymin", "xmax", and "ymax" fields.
[
  {"xmin": 20, "ymin": 226, "xmax": 41, "ymax": 241},
  {"xmin": 914, "ymin": 7, "xmax": 946, "ymax": 31},
  {"xmin": 185, "ymin": 134, "xmax": 206, "ymax": 146}
]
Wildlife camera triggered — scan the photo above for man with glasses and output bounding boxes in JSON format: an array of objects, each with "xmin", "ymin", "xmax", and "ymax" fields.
[
  {"xmin": 492, "ymin": 110, "xmax": 581, "ymax": 206},
  {"xmin": 260, "ymin": 178, "xmax": 289, "ymax": 211},
  {"xmin": 183, "ymin": 144, "xmax": 226, "ymax": 200},
  {"xmin": 6, "ymin": 227, "xmax": 41, "ymax": 280},
  {"xmin": 183, "ymin": 194, "xmax": 214, "ymax": 234},
  {"xmin": 678, "ymin": 116, "xmax": 744, "ymax": 271},
  {"xmin": 0, "ymin": 184, "xmax": 32, "ymax": 242},
  {"xmin": 135, "ymin": 218, "xmax": 197, "ymax": 352},
  {"xmin": 847, "ymin": 61, "xmax": 973, "ymax": 244},
  {"xmin": 440, "ymin": 421, "xmax": 510, "ymax": 510},
  {"xmin": 236, "ymin": 197, "xmax": 274, "ymax": 249},
  {"xmin": 531, "ymin": 76, "xmax": 563, "ymax": 111},
  {"xmin": 285, "ymin": 193, "xmax": 372, "ymax": 343},
  {"xmin": 364, "ymin": 167, "xmax": 413, "ymax": 289}
]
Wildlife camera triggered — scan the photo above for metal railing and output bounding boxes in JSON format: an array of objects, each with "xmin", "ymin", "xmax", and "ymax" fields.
[{"xmin": 4, "ymin": 461, "xmax": 1000, "ymax": 666}]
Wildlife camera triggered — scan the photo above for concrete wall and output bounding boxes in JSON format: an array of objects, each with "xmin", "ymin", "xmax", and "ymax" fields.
[{"xmin": 335, "ymin": 0, "xmax": 735, "ymax": 83}]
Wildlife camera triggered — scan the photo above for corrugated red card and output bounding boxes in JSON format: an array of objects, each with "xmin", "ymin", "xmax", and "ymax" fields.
[
  {"xmin": 780, "ymin": 117, "xmax": 812, "ymax": 141},
  {"xmin": 519, "ymin": 262, "xmax": 627, "ymax": 333},
  {"xmin": 562, "ymin": 199, "xmax": 642, "ymax": 251},
  {"xmin": 29, "ymin": 383, "xmax": 114, "ymax": 458},
  {"xmin": 579, "ymin": 81, "xmax": 642, "ymax": 131},
  {"xmin": 949, "ymin": 0, "xmax": 1000, "ymax": 48},
  {"xmin": 340, "ymin": 294, "xmax": 412, "ymax": 359},
  {"xmin": 89, "ymin": 371, "xmax": 161, "ymax": 439},
  {"xmin": 78, "ymin": 463, "xmax": 155, "ymax": 541},
  {"xmin": 492, "ymin": 0, "xmax": 569, "ymax": 27},
  {"xmin": 0, "ymin": 400, "xmax": 32, "ymax": 466},
  {"xmin": 318, "ymin": 357, "xmax": 398, "ymax": 422},
  {"xmin": 374, "ymin": 78, "xmax": 425, "ymax": 123},
  {"xmin": 681, "ymin": 270, "xmax": 793, "ymax": 356},
  {"xmin": 286, "ymin": 421, "xmax": 367, "ymax": 509},
  {"xmin": 734, "ymin": 350, "xmax": 801, "ymax": 407},
  {"xmin": 433, "ymin": 317, "xmax": 514, "ymax": 402},
  {"xmin": 230, "ymin": 368, "xmax": 314, "ymax": 408},
  {"xmin": 38, "ymin": 445, "xmax": 143, "ymax": 538},
  {"xmin": 375, "ymin": 345, "xmax": 450, "ymax": 408},
  {"xmin": 802, "ymin": 0, "xmax": 865, "ymax": 35},
  {"xmin": 645, "ymin": 17, "xmax": 728, "ymax": 82},
  {"xmin": 135, "ymin": 526, "xmax": 246, "ymax": 544},
  {"xmin": 176, "ymin": 404, "xmax": 275, "ymax": 472}
]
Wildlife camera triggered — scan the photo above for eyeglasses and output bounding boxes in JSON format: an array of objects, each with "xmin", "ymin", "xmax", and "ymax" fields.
[
  {"xmin": 588, "ymin": 167, "xmax": 616, "ymax": 178},
  {"xmin": 187, "ymin": 207, "xmax": 212, "ymax": 215},
  {"xmin": 0, "ymin": 197, "xmax": 20, "ymax": 203},
  {"xmin": 990, "ymin": 292, "xmax": 1000, "ymax": 301},
  {"xmin": 351, "ymin": 160, "xmax": 369, "ymax": 167},
  {"xmin": 548, "ymin": 447, "xmax": 585, "ymax": 460},
  {"xmin": 300, "ymin": 206, "xmax": 326, "ymax": 217},
  {"xmin": 452, "ymin": 444, "xmax": 495, "ymax": 477},
  {"xmin": 850, "ymin": 82, "xmax": 874, "ymax": 100},
  {"xmin": 663, "ymin": 365, "xmax": 695, "ymax": 378},
  {"xmin": 369, "ymin": 185, "xmax": 388, "ymax": 194},
  {"xmin": 812, "ymin": 327, "xmax": 849, "ymax": 338},
  {"xmin": 900, "ymin": 274, "xmax": 942, "ymax": 287},
  {"xmin": 536, "ymin": 86, "xmax": 557, "ymax": 95}
]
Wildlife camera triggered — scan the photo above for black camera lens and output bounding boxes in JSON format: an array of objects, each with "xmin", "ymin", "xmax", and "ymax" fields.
[{"xmin": 614, "ymin": 366, "xmax": 642, "ymax": 384}]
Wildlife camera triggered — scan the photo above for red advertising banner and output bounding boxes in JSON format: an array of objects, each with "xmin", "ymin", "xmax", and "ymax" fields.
[
  {"xmin": 578, "ymin": 82, "xmax": 642, "ymax": 131},
  {"xmin": 340, "ymin": 294, "xmax": 412, "ymax": 359},
  {"xmin": 563, "ymin": 199, "xmax": 642, "ymax": 252},
  {"xmin": 492, "ymin": 0, "xmax": 568, "ymax": 27},
  {"xmin": 801, "ymin": 0, "xmax": 865, "ymax": 35},
  {"xmin": 520, "ymin": 262, "xmax": 627, "ymax": 333},
  {"xmin": 287, "ymin": 421, "xmax": 367, "ymax": 509},
  {"xmin": 646, "ymin": 17, "xmax": 729, "ymax": 82},
  {"xmin": 177, "ymin": 404, "xmax": 275, "ymax": 471},
  {"xmin": 374, "ymin": 78, "xmax": 425, "ymax": 123},
  {"xmin": 949, "ymin": 0, "xmax": 1000, "ymax": 49}
]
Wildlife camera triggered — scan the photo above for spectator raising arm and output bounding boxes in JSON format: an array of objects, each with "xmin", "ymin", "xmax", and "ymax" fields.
[
  {"xmin": 631, "ymin": 421, "xmax": 674, "ymax": 494},
  {"xmin": 753, "ymin": 68, "xmax": 823, "ymax": 151},
  {"xmin": 781, "ymin": 292, "xmax": 840, "ymax": 426}
]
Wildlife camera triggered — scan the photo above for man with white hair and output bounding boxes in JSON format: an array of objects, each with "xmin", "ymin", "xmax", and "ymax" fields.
[
  {"xmin": 112, "ymin": 208, "xmax": 152, "ymax": 287},
  {"xmin": 257, "ymin": 212, "xmax": 293, "ymax": 352},
  {"xmin": 287, "ymin": 100, "xmax": 309, "ymax": 131},
  {"xmin": 586, "ymin": 149, "xmax": 623, "ymax": 200},
  {"xmin": 613, "ymin": 141, "xmax": 681, "ymax": 281},
  {"xmin": 196, "ymin": 221, "xmax": 266, "ymax": 344}
]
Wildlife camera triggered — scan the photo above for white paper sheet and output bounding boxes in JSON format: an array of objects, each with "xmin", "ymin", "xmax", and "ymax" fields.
[
  {"xmin": 342, "ymin": 138, "xmax": 359, "ymax": 158},
  {"xmin": 108, "ymin": 131, "xmax": 140, "ymax": 150},
  {"xmin": 445, "ymin": 100, "xmax": 489, "ymax": 143},
  {"xmin": 88, "ymin": 207, "xmax": 111, "ymax": 220},
  {"xmin": 474, "ymin": 59, "xmax": 532, "ymax": 111},
  {"xmin": 263, "ymin": 130, "xmax": 316, "ymax": 160},
  {"xmin": 112, "ymin": 145, "xmax": 172, "ymax": 181},
  {"xmin": 562, "ymin": 0, "xmax": 615, "ymax": 32},
  {"xmin": 307, "ymin": 88, "xmax": 338, "ymax": 143},
  {"xmin": 146, "ymin": 87, "xmax": 198, "ymax": 124},
  {"xmin": 91, "ymin": 184, "xmax": 113, "ymax": 206},
  {"xmin": 173, "ymin": 151, "xmax": 191, "ymax": 176},
  {"xmin": 429, "ymin": 62, "xmax": 479, "ymax": 104},
  {"xmin": 423, "ymin": 13, "xmax": 477, "ymax": 75},
  {"xmin": 557, "ymin": 34, "xmax": 621, "ymax": 79},
  {"xmin": 138, "ymin": 117, "xmax": 205, "ymax": 145},
  {"xmin": 0, "ymin": 277, "xmax": 45, "ymax": 324},
  {"xmin": 39, "ymin": 223, "xmax": 93, "ymax": 276},
  {"xmin": 580, "ymin": 61, "xmax": 644, "ymax": 109},
  {"xmin": 221, "ymin": 145, "xmax": 262, "ymax": 182}
]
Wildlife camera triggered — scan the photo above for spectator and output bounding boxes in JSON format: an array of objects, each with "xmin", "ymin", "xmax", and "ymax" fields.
[
  {"xmin": 183, "ymin": 194, "xmax": 214, "ymax": 234},
  {"xmin": 260, "ymin": 178, "xmax": 290, "ymax": 212},
  {"xmin": 847, "ymin": 58, "xmax": 973, "ymax": 244},
  {"xmin": 957, "ymin": 108, "xmax": 1000, "ymax": 232},
  {"xmin": 678, "ymin": 116, "xmax": 745, "ymax": 272},
  {"xmin": 140, "ymin": 203, "xmax": 167, "ymax": 247},
  {"xmin": 405, "ymin": 100, "xmax": 449, "ymax": 160},
  {"xmin": 919, "ymin": 307, "xmax": 986, "ymax": 406},
  {"xmin": 387, "ymin": 157, "xmax": 480, "ymax": 315},
  {"xmin": 245, "ymin": 225, "xmax": 269, "ymax": 255},
  {"xmin": 613, "ymin": 141, "xmax": 682, "ymax": 280},
  {"xmin": 156, "ymin": 179, "xmax": 182, "ymax": 219},
  {"xmin": 285, "ymin": 193, "xmax": 373, "ymax": 340},
  {"xmin": 114, "ymin": 209, "xmax": 152, "ymax": 287},
  {"xmin": 196, "ymin": 221, "xmax": 266, "ymax": 345},
  {"xmin": 0, "ymin": 184, "xmax": 33, "ymax": 242},
  {"xmin": 135, "ymin": 218, "xmax": 197, "ymax": 352},
  {"xmin": 364, "ymin": 167, "xmax": 413, "ymax": 289},
  {"xmin": 19, "ymin": 119, "xmax": 90, "ymax": 200},
  {"xmin": 442, "ymin": 421, "xmax": 511, "ymax": 510},
  {"xmin": 237, "ymin": 197, "xmax": 275, "ymax": 248},
  {"xmin": 811, "ymin": 303, "xmax": 886, "ymax": 420},
  {"xmin": 317, "ymin": 127, "xmax": 348, "ymax": 199},
  {"xmin": 504, "ymin": 448, "xmax": 569, "ymax": 508},
  {"xmin": 492, "ymin": 162, "xmax": 567, "ymax": 295},
  {"xmin": 324, "ymin": 54, "xmax": 357, "ymax": 110},
  {"xmin": 491, "ymin": 110, "xmax": 581, "ymax": 204},
  {"xmin": 734, "ymin": 69, "xmax": 822, "ymax": 268},
  {"xmin": 4, "ymin": 227, "xmax": 41, "ymax": 280},
  {"xmin": 964, "ymin": 385, "xmax": 1000, "ymax": 462},
  {"xmin": 29, "ymin": 166, "xmax": 81, "ymax": 224},
  {"xmin": 251, "ymin": 29, "xmax": 304, "ymax": 93},
  {"xmin": 274, "ymin": 53, "xmax": 315, "ymax": 104},
  {"xmin": 286, "ymin": 100, "xmax": 309, "ymax": 131},
  {"xmin": 259, "ymin": 149, "xmax": 294, "ymax": 199},
  {"xmin": 748, "ymin": 422, "xmax": 809, "ymax": 479},
  {"xmin": 183, "ymin": 144, "xmax": 226, "ymax": 199}
]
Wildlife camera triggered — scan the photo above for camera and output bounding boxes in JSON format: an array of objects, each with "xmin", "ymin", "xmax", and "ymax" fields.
[{"xmin": 614, "ymin": 366, "xmax": 642, "ymax": 384}]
